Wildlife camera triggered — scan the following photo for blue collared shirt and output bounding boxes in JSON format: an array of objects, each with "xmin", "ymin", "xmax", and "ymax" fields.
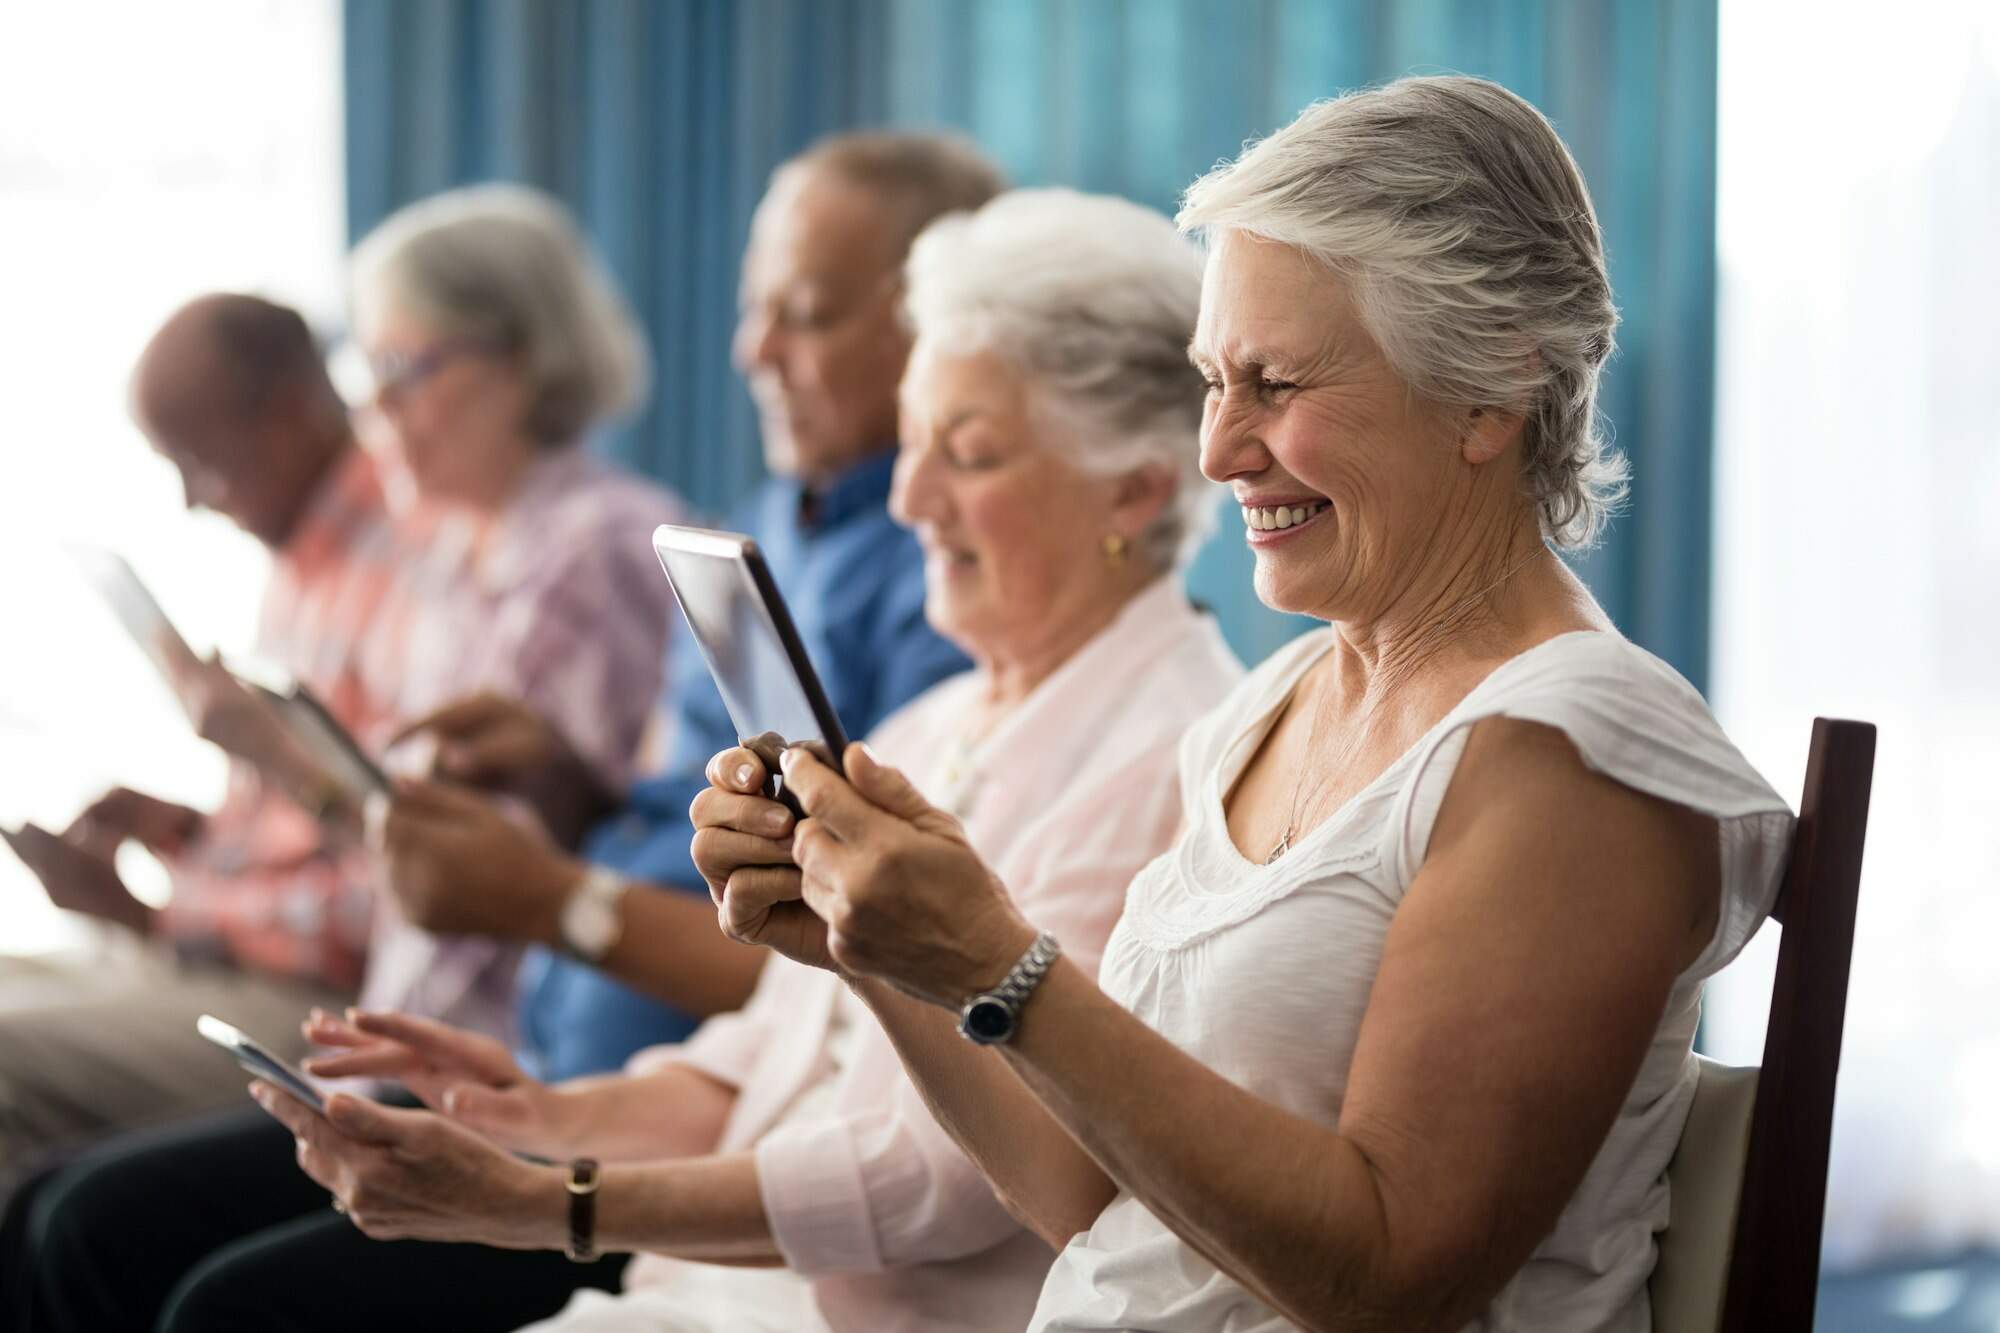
[{"xmin": 516, "ymin": 452, "xmax": 970, "ymax": 1080}]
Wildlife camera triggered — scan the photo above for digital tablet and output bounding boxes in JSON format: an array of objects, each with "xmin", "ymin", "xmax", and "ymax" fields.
[
  {"xmin": 68, "ymin": 548, "xmax": 388, "ymax": 809},
  {"xmin": 651, "ymin": 524, "xmax": 848, "ymax": 810},
  {"xmin": 237, "ymin": 668, "xmax": 392, "ymax": 806},
  {"xmin": 197, "ymin": 1013, "xmax": 326, "ymax": 1114},
  {"xmin": 67, "ymin": 545, "xmax": 203, "ymax": 683}
]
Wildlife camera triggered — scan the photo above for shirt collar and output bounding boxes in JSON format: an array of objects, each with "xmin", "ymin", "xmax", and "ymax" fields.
[
  {"xmin": 947, "ymin": 576, "xmax": 1201, "ymax": 810},
  {"xmin": 781, "ymin": 449, "xmax": 898, "ymax": 535},
  {"xmin": 273, "ymin": 442, "xmax": 382, "ymax": 569}
]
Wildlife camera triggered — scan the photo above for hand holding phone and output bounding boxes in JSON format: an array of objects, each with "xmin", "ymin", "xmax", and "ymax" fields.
[{"xmin": 197, "ymin": 1014, "xmax": 326, "ymax": 1114}]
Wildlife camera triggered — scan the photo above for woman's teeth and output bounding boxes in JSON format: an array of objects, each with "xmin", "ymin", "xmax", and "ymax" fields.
[{"xmin": 1242, "ymin": 502, "xmax": 1326, "ymax": 531}]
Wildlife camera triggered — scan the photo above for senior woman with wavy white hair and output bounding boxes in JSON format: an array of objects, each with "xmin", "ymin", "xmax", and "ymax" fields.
[
  {"xmin": 695, "ymin": 76, "xmax": 1796, "ymax": 1332},
  {"xmin": 242, "ymin": 188, "xmax": 1241, "ymax": 1333}
]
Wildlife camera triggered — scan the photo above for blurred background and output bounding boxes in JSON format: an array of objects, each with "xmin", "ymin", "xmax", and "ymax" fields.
[{"xmin": 0, "ymin": 2, "xmax": 1993, "ymax": 1324}]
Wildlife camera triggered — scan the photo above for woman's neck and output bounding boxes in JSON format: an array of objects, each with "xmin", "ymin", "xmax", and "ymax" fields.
[
  {"xmin": 458, "ymin": 435, "xmax": 544, "ymax": 516},
  {"xmin": 1329, "ymin": 517, "xmax": 1594, "ymax": 709},
  {"xmin": 976, "ymin": 567, "xmax": 1162, "ymax": 718}
]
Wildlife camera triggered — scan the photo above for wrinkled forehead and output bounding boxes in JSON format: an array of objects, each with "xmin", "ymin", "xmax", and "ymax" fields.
[
  {"xmin": 1191, "ymin": 229, "xmax": 1365, "ymax": 368},
  {"xmin": 356, "ymin": 302, "xmax": 448, "ymax": 356},
  {"xmin": 742, "ymin": 167, "xmax": 903, "ymax": 301},
  {"xmin": 897, "ymin": 342, "xmax": 1025, "ymax": 416}
]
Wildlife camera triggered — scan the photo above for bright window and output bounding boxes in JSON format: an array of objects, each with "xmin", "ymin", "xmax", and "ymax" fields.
[
  {"xmin": 0, "ymin": 0, "xmax": 342, "ymax": 953},
  {"xmin": 1708, "ymin": 0, "xmax": 2000, "ymax": 1266}
]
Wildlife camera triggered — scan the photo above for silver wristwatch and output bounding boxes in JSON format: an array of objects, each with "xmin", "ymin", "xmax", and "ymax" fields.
[
  {"xmin": 957, "ymin": 932, "xmax": 1061, "ymax": 1045},
  {"xmin": 558, "ymin": 865, "xmax": 630, "ymax": 961}
]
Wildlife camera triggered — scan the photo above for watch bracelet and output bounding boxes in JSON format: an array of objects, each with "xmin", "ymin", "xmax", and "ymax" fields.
[
  {"xmin": 992, "ymin": 931, "xmax": 1061, "ymax": 1009},
  {"xmin": 565, "ymin": 1157, "xmax": 600, "ymax": 1262}
]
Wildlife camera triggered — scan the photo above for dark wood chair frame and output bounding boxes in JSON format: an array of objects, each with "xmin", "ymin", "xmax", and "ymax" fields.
[{"xmin": 1718, "ymin": 717, "xmax": 1877, "ymax": 1333}]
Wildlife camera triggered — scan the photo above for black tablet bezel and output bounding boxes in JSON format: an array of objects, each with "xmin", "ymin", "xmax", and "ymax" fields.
[
  {"xmin": 275, "ymin": 679, "xmax": 392, "ymax": 799},
  {"xmin": 651, "ymin": 524, "xmax": 851, "ymax": 779}
]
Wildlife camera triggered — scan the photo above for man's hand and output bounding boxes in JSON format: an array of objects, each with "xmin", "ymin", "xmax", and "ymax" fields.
[
  {"xmin": 252, "ymin": 1081, "xmax": 564, "ymax": 1251},
  {"xmin": 368, "ymin": 779, "xmax": 579, "ymax": 943},
  {"xmin": 388, "ymin": 695, "xmax": 614, "ymax": 846},
  {"xmin": 303, "ymin": 1008, "xmax": 575, "ymax": 1159},
  {"xmin": 166, "ymin": 654, "xmax": 361, "ymax": 832},
  {"xmin": 171, "ymin": 654, "xmax": 306, "ymax": 775},
  {"xmin": 1, "ymin": 822, "xmax": 154, "ymax": 934},
  {"xmin": 70, "ymin": 786, "xmax": 203, "ymax": 856}
]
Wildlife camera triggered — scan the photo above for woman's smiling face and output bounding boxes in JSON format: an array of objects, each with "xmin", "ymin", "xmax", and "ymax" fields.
[
  {"xmin": 889, "ymin": 344, "xmax": 1131, "ymax": 665},
  {"xmin": 1192, "ymin": 230, "xmax": 1468, "ymax": 625}
]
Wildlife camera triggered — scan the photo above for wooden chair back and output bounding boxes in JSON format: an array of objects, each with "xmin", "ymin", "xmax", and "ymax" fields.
[{"xmin": 1650, "ymin": 717, "xmax": 1877, "ymax": 1333}]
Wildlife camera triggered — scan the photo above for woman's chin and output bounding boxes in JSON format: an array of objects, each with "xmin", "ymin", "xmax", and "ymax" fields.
[
  {"xmin": 1251, "ymin": 563, "xmax": 1331, "ymax": 621},
  {"xmin": 924, "ymin": 587, "xmax": 1000, "ymax": 655}
]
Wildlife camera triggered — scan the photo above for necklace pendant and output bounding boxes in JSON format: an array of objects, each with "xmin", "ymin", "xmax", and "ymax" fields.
[{"xmin": 1265, "ymin": 828, "xmax": 1292, "ymax": 865}]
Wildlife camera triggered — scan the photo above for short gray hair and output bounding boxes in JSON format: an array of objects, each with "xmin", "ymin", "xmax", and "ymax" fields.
[
  {"xmin": 902, "ymin": 188, "xmax": 1216, "ymax": 568},
  {"xmin": 785, "ymin": 130, "xmax": 1007, "ymax": 255},
  {"xmin": 350, "ymin": 184, "xmax": 649, "ymax": 446},
  {"xmin": 1178, "ymin": 75, "xmax": 1626, "ymax": 548}
]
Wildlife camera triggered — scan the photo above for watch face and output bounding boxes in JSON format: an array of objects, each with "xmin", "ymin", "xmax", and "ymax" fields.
[{"xmin": 963, "ymin": 998, "xmax": 1014, "ymax": 1044}]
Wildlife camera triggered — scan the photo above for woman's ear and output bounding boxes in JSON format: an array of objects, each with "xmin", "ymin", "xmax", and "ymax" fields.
[
  {"xmin": 1108, "ymin": 463, "xmax": 1178, "ymax": 540},
  {"xmin": 1460, "ymin": 406, "xmax": 1526, "ymax": 467}
]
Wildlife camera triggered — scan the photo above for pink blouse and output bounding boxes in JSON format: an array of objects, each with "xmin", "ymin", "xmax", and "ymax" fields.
[{"xmin": 620, "ymin": 578, "xmax": 1243, "ymax": 1332}]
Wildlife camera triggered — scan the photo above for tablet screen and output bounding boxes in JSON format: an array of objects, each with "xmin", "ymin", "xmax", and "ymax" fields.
[
  {"xmin": 253, "ymin": 682, "xmax": 390, "ymax": 804},
  {"xmin": 68, "ymin": 546, "xmax": 201, "ymax": 682},
  {"xmin": 652, "ymin": 526, "xmax": 847, "ymax": 764}
]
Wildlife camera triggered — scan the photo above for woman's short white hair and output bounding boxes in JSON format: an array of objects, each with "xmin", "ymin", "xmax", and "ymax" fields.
[
  {"xmin": 1179, "ymin": 75, "xmax": 1627, "ymax": 549},
  {"xmin": 350, "ymin": 183, "xmax": 650, "ymax": 446},
  {"xmin": 902, "ymin": 188, "xmax": 1216, "ymax": 569}
]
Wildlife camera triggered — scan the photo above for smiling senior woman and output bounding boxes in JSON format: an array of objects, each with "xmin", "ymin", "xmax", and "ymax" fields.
[
  {"xmin": 695, "ymin": 76, "xmax": 1796, "ymax": 1333},
  {"xmin": 250, "ymin": 188, "xmax": 1241, "ymax": 1333}
]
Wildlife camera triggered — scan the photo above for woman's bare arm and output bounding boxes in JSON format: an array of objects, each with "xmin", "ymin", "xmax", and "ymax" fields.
[{"xmin": 786, "ymin": 721, "xmax": 1718, "ymax": 1330}]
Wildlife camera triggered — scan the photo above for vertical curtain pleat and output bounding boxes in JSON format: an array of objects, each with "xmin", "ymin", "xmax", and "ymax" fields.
[{"xmin": 344, "ymin": 0, "xmax": 1717, "ymax": 685}]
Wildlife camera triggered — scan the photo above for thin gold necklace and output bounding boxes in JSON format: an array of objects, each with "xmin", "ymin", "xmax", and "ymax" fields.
[
  {"xmin": 1263, "ymin": 542, "xmax": 1546, "ymax": 866},
  {"xmin": 1265, "ymin": 669, "xmax": 1341, "ymax": 864}
]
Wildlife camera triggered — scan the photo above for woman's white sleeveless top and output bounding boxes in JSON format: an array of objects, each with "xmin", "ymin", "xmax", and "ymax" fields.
[{"xmin": 1030, "ymin": 629, "xmax": 1794, "ymax": 1333}]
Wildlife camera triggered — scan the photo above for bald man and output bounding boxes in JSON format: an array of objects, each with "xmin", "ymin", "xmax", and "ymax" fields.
[{"xmin": 0, "ymin": 294, "xmax": 415, "ymax": 1194}]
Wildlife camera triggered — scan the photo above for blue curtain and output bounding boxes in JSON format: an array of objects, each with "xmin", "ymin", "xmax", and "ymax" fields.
[{"xmin": 345, "ymin": 0, "xmax": 1717, "ymax": 686}]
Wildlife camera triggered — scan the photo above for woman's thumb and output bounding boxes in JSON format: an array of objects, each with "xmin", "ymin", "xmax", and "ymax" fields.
[{"xmin": 846, "ymin": 744, "xmax": 933, "ymax": 821}]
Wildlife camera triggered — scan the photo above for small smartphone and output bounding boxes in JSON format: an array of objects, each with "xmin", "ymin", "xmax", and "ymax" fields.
[
  {"xmin": 196, "ymin": 1014, "xmax": 326, "ymax": 1114},
  {"xmin": 651, "ymin": 524, "xmax": 849, "ymax": 813}
]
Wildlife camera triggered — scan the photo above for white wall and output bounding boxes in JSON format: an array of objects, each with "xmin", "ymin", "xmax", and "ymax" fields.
[
  {"xmin": 0, "ymin": 0, "xmax": 343, "ymax": 953},
  {"xmin": 1709, "ymin": 0, "xmax": 2000, "ymax": 1267}
]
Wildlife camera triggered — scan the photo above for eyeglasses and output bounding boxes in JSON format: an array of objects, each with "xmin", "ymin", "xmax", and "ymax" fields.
[{"xmin": 366, "ymin": 339, "xmax": 503, "ymax": 402}]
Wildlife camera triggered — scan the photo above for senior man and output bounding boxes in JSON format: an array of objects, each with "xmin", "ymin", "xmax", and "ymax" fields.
[{"xmin": 0, "ymin": 294, "xmax": 415, "ymax": 1193}]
